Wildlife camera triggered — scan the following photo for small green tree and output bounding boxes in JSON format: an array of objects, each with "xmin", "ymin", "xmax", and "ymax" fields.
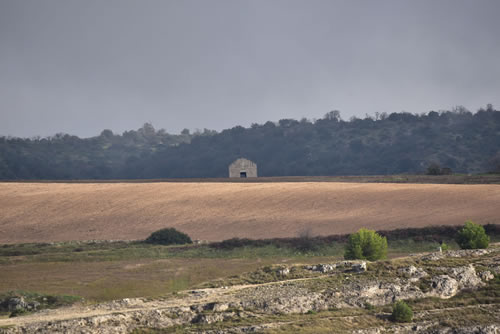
[
  {"xmin": 391, "ymin": 301, "xmax": 413, "ymax": 322},
  {"xmin": 456, "ymin": 221, "xmax": 489, "ymax": 249},
  {"xmin": 145, "ymin": 228, "xmax": 192, "ymax": 245},
  {"xmin": 344, "ymin": 228, "xmax": 387, "ymax": 261}
]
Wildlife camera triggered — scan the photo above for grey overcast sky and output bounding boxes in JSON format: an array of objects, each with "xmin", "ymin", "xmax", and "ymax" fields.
[{"xmin": 1, "ymin": 0, "xmax": 499, "ymax": 138}]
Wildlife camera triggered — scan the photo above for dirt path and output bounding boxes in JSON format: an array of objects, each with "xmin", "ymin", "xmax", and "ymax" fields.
[
  {"xmin": 2, "ymin": 249, "xmax": 498, "ymax": 332},
  {"xmin": 1, "ymin": 182, "xmax": 499, "ymax": 243},
  {"xmin": 0, "ymin": 276, "xmax": 323, "ymax": 327}
]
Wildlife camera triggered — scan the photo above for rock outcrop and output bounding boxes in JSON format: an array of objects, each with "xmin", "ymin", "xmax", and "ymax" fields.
[{"xmin": 1, "ymin": 248, "xmax": 498, "ymax": 334}]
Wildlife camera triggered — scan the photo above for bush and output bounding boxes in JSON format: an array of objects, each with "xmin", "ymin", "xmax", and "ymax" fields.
[
  {"xmin": 440, "ymin": 242, "xmax": 449, "ymax": 251},
  {"xmin": 364, "ymin": 302, "xmax": 375, "ymax": 310},
  {"xmin": 391, "ymin": 301, "xmax": 413, "ymax": 322},
  {"xmin": 344, "ymin": 228, "xmax": 387, "ymax": 261},
  {"xmin": 456, "ymin": 221, "xmax": 489, "ymax": 249},
  {"xmin": 145, "ymin": 228, "xmax": 192, "ymax": 246},
  {"xmin": 296, "ymin": 228, "xmax": 320, "ymax": 252}
]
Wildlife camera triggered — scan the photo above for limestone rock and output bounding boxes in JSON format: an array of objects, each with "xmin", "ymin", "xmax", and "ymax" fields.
[
  {"xmin": 446, "ymin": 249, "xmax": 491, "ymax": 258},
  {"xmin": 317, "ymin": 264, "xmax": 336, "ymax": 273},
  {"xmin": 449, "ymin": 265, "xmax": 484, "ymax": 289},
  {"xmin": 192, "ymin": 313, "xmax": 225, "ymax": 325},
  {"xmin": 6, "ymin": 297, "xmax": 27, "ymax": 312},
  {"xmin": 421, "ymin": 249, "xmax": 492, "ymax": 262},
  {"xmin": 353, "ymin": 262, "xmax": 367, "ymax": 273},
  {"xmin": 398, "ymin": 265, "xmax": 428, "ymax": 282},
  {"xmin": 277, "ymin": 267, "xmax": 290, "ymax": 276},
  {"xmin": 479, "ymin": 271, "xmax": 494, "ymax": 281},
  {"xmin": 430, "ymin": 275, "xmax": 458, "ymax": 298},
  {"xmin": 340, "ymin": 279, "xmax": 424, "ymax": 306},
  {"xmin": 207, "ymin": 303, "xmax": 229, "ymax": 312}
]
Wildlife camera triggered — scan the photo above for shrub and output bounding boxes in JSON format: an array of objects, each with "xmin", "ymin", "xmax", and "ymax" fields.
[
  {"xmin": 145, "ymin": 228, "xmax": 192, "ymax": 246},
  {"xmin": 440, "ymin": 242, "xmax": 449, "ymax": 251},
  {"xmin": 296, "ymin": 228, "xmax": 320, "ymax": 252},
  {"xmin": 9, "ymin": 309, "xmax": 28, "ymax": 318},
  {"xmin": 344, "ymin": 228, "xmax": 387, "ymax": 261},
  {"xmin": 456, "ymin": 221, "xmax": 489, "ymax": 249},
  {"xmin": 364, "ymin": 302, "xmax": 375, "ymax": 310},
  {"xmin": 391, "ymin": 301, "xmax": 413, "ymax": 322}
]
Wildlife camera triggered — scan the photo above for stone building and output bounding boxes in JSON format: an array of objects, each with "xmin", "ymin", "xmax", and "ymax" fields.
[{"xmin": 228, "ymin": 158, "xmax": 257, "ymax": 178}]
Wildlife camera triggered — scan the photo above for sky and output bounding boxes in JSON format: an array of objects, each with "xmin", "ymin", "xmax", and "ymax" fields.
[{"xmin": 1, "ymin": 0, "xmax": 499, "ymax": 138}]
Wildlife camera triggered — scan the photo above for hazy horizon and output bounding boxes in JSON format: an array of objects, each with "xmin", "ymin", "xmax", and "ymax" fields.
[{"xmin": 1, "ymin": 0, "xmax": 499, "ymax": 138}]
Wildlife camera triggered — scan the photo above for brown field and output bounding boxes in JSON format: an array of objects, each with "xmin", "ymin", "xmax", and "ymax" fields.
[{"xmin": 0, "ymin": 182, "xmax": 499, "ymax": 244}]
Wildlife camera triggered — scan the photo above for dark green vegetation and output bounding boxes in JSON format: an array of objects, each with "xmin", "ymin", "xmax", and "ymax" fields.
[
  {"xmin": 208, "ymin": 224, "xmax": 500, "ymax": 252},
  {"xmin": 456, "ymin": 221, "xmax": 490, "ymax": 249},
  {"xmin": 391, "ymin": 300, "xmax": 413, "ymax": 322},
  {"xmin": 344, "ymin": 229, "xmax": 388, "ymax": 261},
  {"xmin": 2, "ymin": 107, "xmax": 500, "ymax": 179},
  {"xmin": 145, "ymin": 228, "xmax": 192, "ymax": 246}
]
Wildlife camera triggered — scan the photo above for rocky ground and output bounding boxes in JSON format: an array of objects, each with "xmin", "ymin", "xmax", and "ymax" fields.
[{"xmin": 0, "ymin": 248, "xmax": 499, "ymax": 333}]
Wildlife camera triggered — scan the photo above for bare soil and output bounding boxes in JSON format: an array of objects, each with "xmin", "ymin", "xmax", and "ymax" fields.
[{"xmin": 0, "ymin": 182, "xmax": 499, "ymax": 244}]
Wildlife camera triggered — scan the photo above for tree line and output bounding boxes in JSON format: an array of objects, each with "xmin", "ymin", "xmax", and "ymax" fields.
[{"xmin": 1, "ymin": 105, "xmax": 500, "ymax": 179}]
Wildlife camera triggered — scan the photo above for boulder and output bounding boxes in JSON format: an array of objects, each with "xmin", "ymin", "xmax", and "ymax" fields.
[
  {"xmin": 7, "ymin": 297, "xmax": 28, "ymax": 312},
  {"xmin": 317, "ymin": 264, "xmax": 336, "ymax": 273},
  {"xmin": 212, "ymin": 303, "xmax": 229, "ymax": 312},
  {"xmin": 430, "ymin": 275, "xmax": 458, "ymax": 298},
  {"xmin": 449, "ymin": 265, "xmax": 483, "ymax": 288},
  {"xmin": 341, "ymin": 280, "xmax": 424, "ymax": 306},
  {"xmin": 398, "ymin": 265, "xmax": 428, "ymax": 282},
  {"xmin": 192, "ymin": 312, "xmax": 235, "ymax": 325},
  {"xmin": 26, "ymin": 301, "xmax": 40, "ymax": 311},
  {"xmin": 353, "ymin": 262, "xmax": 367, "ymax": 273},
  {"xmin": 479, "ymin": 271, "xmax": 494, "ymax": 282},
  {"xmin": 277, "ymin": 267, "xmax": 290, "ymax": 276},
  {"xmin": 421, "ymin": 253, "xmax": 444, "ymax": 261}
]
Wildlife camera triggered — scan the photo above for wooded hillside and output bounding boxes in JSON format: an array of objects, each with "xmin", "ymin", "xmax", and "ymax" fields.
[{"xmin": 1, "ymin": 106, "xmax": 499, "ymax": 179}]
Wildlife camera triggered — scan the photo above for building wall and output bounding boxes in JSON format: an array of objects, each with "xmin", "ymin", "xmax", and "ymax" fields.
[{"xmin": 229, "ymin": 158, "xmax": 258, "ymax": 178}]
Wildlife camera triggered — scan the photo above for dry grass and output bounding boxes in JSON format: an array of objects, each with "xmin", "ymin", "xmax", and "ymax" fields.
[
  {"xmin": 0, "ymin": 257, "xmax": 290, "ymax": 301},
  {"xmin": 1, "ymin": 182, "xmax": 499, "ymax": 244}
]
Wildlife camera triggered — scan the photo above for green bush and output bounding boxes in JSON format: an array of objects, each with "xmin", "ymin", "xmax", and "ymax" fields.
[
  {"xmin": 145, "ymin": 228, "xmax": 192, "ymax": 246},
  {"xmin": 440, "ymin": 242, "xmax": 449, "ymax": 251},
  {"xmin": 456, "ymin": 221, "xmax": 489, "ymax": 249},
  {"xmin": 344, "ymin": 228, "xmax": 387, "ymax": 261},
  {"xmin": 391, "ymin": 300, "xmax": 413, "ymax": 322}
]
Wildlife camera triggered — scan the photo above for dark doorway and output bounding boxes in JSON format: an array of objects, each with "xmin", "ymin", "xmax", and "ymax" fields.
[{"xmin": 240, "ymin": 172, "xmax": 247, "ymax": 178}]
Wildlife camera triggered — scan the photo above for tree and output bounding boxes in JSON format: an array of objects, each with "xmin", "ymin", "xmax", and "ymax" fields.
[
  {"xmin": 344, "ymin": 228, "xmax": 387, "ymax": 261},
  {"xmin": 487, "ymin": 151, "xmax": 500, "ymax": 173},
  {"xmin": 391, "ymin": 301, "xmax": 413, "ymax": 322},
  {"xmin": 323, "ymin": 110, "xmax": 341, "ymax": 122},
  {"xmin": 100, "ymin": 129, "xmax": 114, "ymax": 139},
  {"xmin": 295, "ymin": 227, "xmax": 318, "ymax": 252},
  {"xmin": 426, "ymin": 163, "xmax": 442, "ymax": 175},
  {"xmin": 139, "ymin": 123, "xmax": 156, "ymax": 138},
  {"xmin": 145, "ymin": 228, "xmax": 192, "ymax": 245},
  {"xmin": 456, "ymin": 221, "xmax": 489, "ymax": 249}
]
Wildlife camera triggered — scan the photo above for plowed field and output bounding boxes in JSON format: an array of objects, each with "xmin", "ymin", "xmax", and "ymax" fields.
[{"xmin": 0, "ymin": 182, "xmax": 499, "ymax": 244}]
